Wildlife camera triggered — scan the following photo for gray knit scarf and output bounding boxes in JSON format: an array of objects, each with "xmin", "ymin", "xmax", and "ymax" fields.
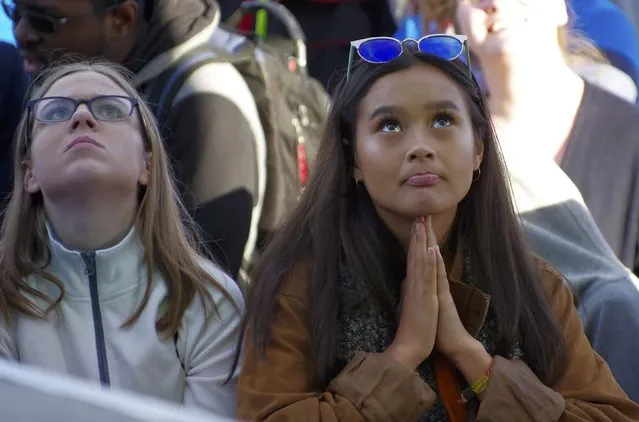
[{"xmin": 336, "ymin": 251, "xmax": 523, "ymax": 421}]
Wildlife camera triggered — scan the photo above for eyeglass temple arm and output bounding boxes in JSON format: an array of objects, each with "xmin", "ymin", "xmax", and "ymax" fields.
[{"xmin": 346, "ymin": 46, "xmax": 354, "ymax": 80}]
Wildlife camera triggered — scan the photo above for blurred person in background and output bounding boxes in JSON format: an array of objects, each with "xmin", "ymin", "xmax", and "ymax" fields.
[
  {"xmin": 392, "ymin": 0, "xmax": 639, "ymax": 102},
  {"xmin": 500, "ymin": 136, "xmax": 639, "ymax": 402},
  {"xmin": 0, "ymin": 41, "xmax": 28, "ymax": 202},
  {"xmin": 452, "ymin": 0, "xmax": 639, "ymax": 274},
  {"xmin": 0, "ymin": 61, "xmax": 243, "ymax": 416},
  {"xmin": 3, "ymin": 0, "xmax": 265, "ymax": 279}
]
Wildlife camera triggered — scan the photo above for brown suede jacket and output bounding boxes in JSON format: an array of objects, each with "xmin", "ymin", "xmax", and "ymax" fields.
[{"xmin": 236, "ymin": 257, "xmax": 639, "ymax": 421}]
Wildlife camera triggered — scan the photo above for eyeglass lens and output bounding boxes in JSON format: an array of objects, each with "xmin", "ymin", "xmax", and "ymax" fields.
[
  {"xmin": 418, "ymin": 37, "xmax": 465, "ymax": 62},
  {"xmin": 358, "ymin": 39, "xmax": 403, "ymax": 63},
  {"xmin": 34, "ymin": 97, "xmax": 134, "ymax": 123}
]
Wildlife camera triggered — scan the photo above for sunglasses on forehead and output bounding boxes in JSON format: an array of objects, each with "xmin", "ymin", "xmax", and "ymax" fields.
[
  {"xmin": 1, "ymin": 0, "xmax": 125, "ymax": 33},
  {"xmin": 346, "ymin": 35, "xmax": 472, "ymax": 80}
]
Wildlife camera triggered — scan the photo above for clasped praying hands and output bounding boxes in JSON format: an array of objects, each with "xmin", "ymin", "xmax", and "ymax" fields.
[{"xmin": 386, "ymin": 216, "xmax": 479, "ymax": 370}]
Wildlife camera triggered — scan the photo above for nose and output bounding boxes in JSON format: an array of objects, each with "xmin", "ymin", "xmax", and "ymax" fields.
[
  {"xmin": 14, "ymin": 17, "xmax": 42, "ymax": 49},
  {"xmin": 69, "ymin": 105, "xmax": 97, "ymax": 130},
  {"xmin": 406, "ymin": 132, "xmax": 435, "ymax": 161}
]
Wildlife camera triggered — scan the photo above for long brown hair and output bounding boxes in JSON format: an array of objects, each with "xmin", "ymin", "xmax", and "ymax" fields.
[
  {"xmin": 240, "ymin": 52, "xmax": 567, "ymax": 389},
  {"xmin": 0, "ymin": 61, "xmax": 239, "ymax": 336}
]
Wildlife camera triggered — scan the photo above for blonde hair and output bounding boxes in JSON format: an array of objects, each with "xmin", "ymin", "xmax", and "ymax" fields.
[
  {"xmin": 407, "ymin": 0, "xmax": 606, "ymax": 65},
  {"xmin": 0, "ymin": 60, "xmax": 238, "ymax": 336}
]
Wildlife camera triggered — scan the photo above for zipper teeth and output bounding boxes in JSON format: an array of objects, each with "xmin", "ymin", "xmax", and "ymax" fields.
[{"xmin": 83, "ymin": 252, "xmax": 111, "ymax": 386}]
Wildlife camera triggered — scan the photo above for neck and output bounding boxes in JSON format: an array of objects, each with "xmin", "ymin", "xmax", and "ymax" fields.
[
  {"xmin": 481, "ymin": 52, "xmax": 585, "ymax": 158},
  {"xmin": 44, "ymin": 190, "xmax": 138, "ymax": 251}
]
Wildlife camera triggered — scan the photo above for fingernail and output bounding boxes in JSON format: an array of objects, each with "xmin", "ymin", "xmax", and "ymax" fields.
[{"xmin": 428, "ymin": 247, "xmax": 435, "ymax": 257}]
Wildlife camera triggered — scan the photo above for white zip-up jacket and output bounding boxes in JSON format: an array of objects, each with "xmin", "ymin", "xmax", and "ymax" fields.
[{"xmin": 0, "ymin": 226, "xmax": 244, "ymax": 417}]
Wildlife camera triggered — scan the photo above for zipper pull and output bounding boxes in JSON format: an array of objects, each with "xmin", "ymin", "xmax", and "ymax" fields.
[{"xmin": 81, "ymin": 251, "xmax": 96, "ymax": 277}]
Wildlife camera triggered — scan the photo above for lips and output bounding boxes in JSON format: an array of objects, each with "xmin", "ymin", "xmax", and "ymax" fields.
[
  {"xmin": 19, "ymin": 46, "xmax": 50, "ymax": 74},
  {"xmin": 405, "ymin": 173, "xmax": 441, "ymax": 187},
  {"xmin": 66, "ymin": 136, "xmax": 104, "ymax": 151},
  {"xmin": 486, "ymin": 16, "xmax": 508, "ymax": 34},
  {"xmin": 487, "ymin": 23, "xmax": 508, "ymax": 34},
  {"xmin": 20, "ymin": 53, "xmax": 43, "ymax": 74}
]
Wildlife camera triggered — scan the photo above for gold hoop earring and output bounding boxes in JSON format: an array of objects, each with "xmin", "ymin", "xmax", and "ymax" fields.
[{"xmin": 472, "ymin": 168, "xmax": 481, "ymax": 182}]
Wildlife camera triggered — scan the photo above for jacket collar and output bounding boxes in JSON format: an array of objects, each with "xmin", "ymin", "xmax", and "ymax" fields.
[
  {"xmin": 447, "ymin": 243, "xmax": 491, "ymax": 338},
  {"xmin": 45, "ymin": 224, "xmax": 145, "ymax": 300}
]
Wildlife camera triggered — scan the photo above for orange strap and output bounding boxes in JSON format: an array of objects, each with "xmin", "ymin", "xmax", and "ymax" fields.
[{"xmin": 433, "ymin": 353, "xmax": 467, "ymax": 422}]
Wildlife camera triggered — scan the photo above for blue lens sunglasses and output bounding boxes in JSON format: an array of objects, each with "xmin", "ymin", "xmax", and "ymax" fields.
[{"xmin": 346, "ymin": 34, "xmax": 472, "ymax": 79}]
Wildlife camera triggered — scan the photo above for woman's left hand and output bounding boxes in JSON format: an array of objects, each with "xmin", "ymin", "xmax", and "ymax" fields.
[
  {"xmin": 430, "ymin": 240, "xmax": 476, "ymax": 358},
  {"xmin": 427, "ymin": 225, "xmax": 494, "ymax": 385}
]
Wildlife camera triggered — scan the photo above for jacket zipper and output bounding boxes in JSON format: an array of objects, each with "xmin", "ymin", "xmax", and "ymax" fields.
[{"xmin": 82, "ymin": 251, "xmax": 111, "ymax": 386}]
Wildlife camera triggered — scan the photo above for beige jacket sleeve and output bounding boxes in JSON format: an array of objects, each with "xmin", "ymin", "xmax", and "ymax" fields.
[
  {"xmin": 475, "ymin": 264, "xmax": 639, "ymax": 421},
  {"xmin": 236, "ymin": 283, "xmax": 436, "ymax": 421}
]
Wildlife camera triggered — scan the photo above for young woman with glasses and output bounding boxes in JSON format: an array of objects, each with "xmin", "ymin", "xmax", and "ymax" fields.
[
  {"xmin": 234, "ymin": 39, "xmax": 639, "ymax": 421},
  {"xmin": 0, "ymin": 60, "xmax": 244, "ymax": 417}
]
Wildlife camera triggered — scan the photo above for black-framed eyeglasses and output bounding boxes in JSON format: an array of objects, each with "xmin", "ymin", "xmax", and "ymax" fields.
[
  {"xmin": 346, "ymin": 35, "xmax": 472, "ymax": 80},
  {"xmin": 28, "ymin": 96, "xmax": 138, "ymax": 123},
  {"xmin": 1, "ymin": 0, "xmax": 124, "ymax": 33}
]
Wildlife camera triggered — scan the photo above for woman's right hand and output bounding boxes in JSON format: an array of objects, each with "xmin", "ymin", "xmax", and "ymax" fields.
[{"xmin": 385, "ymin": 216, "xmax": 439, "ymax": 370}]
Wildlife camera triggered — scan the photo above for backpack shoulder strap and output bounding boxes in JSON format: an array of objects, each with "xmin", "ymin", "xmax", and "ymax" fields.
[{"xmin": 145, "ymin": 45, "xmax": 222, "ymax": 128}]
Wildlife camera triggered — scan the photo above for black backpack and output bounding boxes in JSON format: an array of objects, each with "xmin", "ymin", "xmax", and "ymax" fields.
[{"xmin": 146, "ymin": 1, "xmax": 329, "ymax": 272}]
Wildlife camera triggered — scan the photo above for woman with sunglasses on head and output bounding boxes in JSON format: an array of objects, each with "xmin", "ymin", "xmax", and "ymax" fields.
[
  {"xmin": 0, "ymin": 61, "xmax": 244, "ymax": 416},
  {"xmin": 235, "ymin": 37, "xmax": 639, "ymax": 421}
]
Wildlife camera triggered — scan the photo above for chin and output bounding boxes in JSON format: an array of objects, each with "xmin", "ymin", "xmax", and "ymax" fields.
[
  {"xmin": 64, "ymin": 165, "xmax": 124, "ymax": 188},
  {"xmin": 396, "ymin": 202, "xmax": 450, "ymax": 219},
  {"xmin": 484, "ymin": 33, "xmax": 526, "ymax": 57}
]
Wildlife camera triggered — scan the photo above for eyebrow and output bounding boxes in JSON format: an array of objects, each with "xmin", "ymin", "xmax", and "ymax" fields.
[{"xmin": 370, "ymin": 100, "xmax": 461, "ymax": 121}]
